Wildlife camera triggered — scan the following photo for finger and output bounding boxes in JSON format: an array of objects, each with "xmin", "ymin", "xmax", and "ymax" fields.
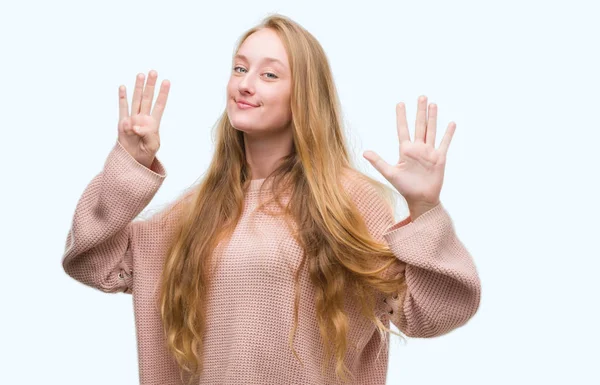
[
  {"xmin": 363, "ymin": 150, "xmax": 395, "ymax": 181},
  {"xmin": 151, "ymin": 79, "xmax": 171, "ymax": 124},
  {"xmin": 426, "ymin": 103, "xmax": 437, "ymax": 147},
  {"xmin": 118, "ymin": 85, "xmax": 129, "ymax": 121},
  {"xmin": 414, "ymin": 95, "xmax": 427, "ymax": 143},
  {"xmin": 122, "ymin": 117, "xmax": 135, "ymax": 136},
  {"xmin": 438, "ymin": 122, "xmax": 456, "ymax": 157},
  {"xmin": 131, "ymin": 73, "xmax": 145, "ymax": 115},
  {"xmin": 140, "ymin": 70, "xmax": 158, "ymax": 115},
  {"xmin": 396, "ymin": 102, "xmax": 410, "ymax": 144}
]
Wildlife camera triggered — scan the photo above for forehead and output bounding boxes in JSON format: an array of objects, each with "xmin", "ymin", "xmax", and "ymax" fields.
[{"xmin": 235, "ymin": 28, "xmax": 289, "ymax": 68}]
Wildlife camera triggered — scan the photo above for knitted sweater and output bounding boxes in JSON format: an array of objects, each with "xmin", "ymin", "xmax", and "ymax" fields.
[{"xmin": 61, "ymin": 140, "xmax": 481, "ymax": 385}]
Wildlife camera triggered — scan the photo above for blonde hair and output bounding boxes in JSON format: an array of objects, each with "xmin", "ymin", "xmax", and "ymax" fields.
[{"xmin": 155, "ymin": 13, "xmax": 407, "ymax": 384}]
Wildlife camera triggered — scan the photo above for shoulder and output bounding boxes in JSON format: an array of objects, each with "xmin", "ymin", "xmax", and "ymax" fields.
[
  {"xmin": 339, "ymin": 168, "xmax": 398, "ymax": 232},
  {"xmin": 135, "ymin": 185, "xmax": 199, "ymax": 227},
  {"xmin": 340, "ymin": 168, "xmax": 393, "ymax": 209}
]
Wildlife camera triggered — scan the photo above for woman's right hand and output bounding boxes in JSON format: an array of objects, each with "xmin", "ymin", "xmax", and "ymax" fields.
[{"xmin": 118, "ymin": 70, "xmax": 170, "ymax": 169}]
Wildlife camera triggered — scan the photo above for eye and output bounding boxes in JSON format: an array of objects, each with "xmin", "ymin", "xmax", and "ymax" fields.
[{"xmin": 233, "ymin": 66, "xmax": 278, "ymax": 79}]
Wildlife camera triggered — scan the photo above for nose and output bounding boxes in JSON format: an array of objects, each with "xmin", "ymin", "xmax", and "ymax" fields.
[{"xmin": 238, "ymin": 72, "xmax": 255, "ymax": 95}]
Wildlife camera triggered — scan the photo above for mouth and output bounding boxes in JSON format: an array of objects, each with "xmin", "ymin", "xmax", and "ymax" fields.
[
  {"xmin": 235, "ymin": 99, "xmax": 258, "ymax": 108},
  {"xmin": 237, "ymin": 102, "xmax": 257, "ymax": 109}
]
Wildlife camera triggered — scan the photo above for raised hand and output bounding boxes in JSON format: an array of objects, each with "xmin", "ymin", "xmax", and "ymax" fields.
[
  {"xmin": 363, "ymin": 95, "xmax": 456, "ymax": 220},
  {"xmin": 117, "ymin": 70, "xmax": 170, "ymax": 169}
]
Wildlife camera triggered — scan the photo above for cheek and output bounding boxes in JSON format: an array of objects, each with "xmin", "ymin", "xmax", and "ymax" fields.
[
  {"xmin": 227, "ymin": 76, "xmax": 241, "ymax": 95},
  {"xmin": 226, "ymin": 81, "xmax": 235, "ymax": 98},
  {"xmin": 276, "ymin": 93, "xmax": 292, "ymax": 119},
  {"xmin": 265, "ymin": 101, "xmax": 292, "ymax": 128},
  {"xmin": 267, "ymin": 88, "xmax": 291, "ymax": 113}
]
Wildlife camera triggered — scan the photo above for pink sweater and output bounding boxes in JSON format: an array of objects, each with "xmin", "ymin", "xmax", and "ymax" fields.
[{"xmin": 62, "ymin": 140, "xmax": 481, "ymax": 385}]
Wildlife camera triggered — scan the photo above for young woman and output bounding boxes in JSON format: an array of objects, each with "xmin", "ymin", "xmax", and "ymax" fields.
[{"xmin": 62, "ymin": 13, "xmax": 481, "ymax": 385}]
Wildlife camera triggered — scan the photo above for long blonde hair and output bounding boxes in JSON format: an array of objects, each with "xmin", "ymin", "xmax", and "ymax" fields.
[{"xmin": 155, "ymin": 13, "xmax": 407, "ymax": 384}]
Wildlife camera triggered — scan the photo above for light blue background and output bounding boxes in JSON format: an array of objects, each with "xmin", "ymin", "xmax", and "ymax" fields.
[{"xmin": 1, "ymin": 0, "xmax": 598, "ymax": 384}]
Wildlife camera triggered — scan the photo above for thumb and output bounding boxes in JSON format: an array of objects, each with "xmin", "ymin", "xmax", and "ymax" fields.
[
  {"xmin": 132, "ymin": 124, "xmax": 147, "ymax": 138},
  {"xmin": 363, "ymin": 150, "xmax": 393, "ymax": 180}
]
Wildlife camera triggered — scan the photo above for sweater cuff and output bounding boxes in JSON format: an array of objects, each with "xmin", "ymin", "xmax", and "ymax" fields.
[
  {"xmin": 382, "ymin": 203, "xmax": 454, "ymax": 264},
  {"xmin": 113, "ymin": 139, "xmax": 167, "ymax": 178},
  {"xmin": 383, "ymin": 202, "xmax": 448, "ymax": 241},
  {"xmin": 386, "ymin": 215, "xmax": 412, "ymax": 232},
  {"xmin": 100, "ymin": 140, "xmax": 168, "ymax": 219}
]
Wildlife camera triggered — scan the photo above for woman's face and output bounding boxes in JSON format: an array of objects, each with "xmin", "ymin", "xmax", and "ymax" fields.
[{"xmin": 226, "ymin": 28, "xmax": 292, "ymax": 136}]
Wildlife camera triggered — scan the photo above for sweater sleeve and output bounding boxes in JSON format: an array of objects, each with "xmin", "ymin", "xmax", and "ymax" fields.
[
  {"xmin": 61, "ymin": 140, "xmax": 167, "ymax": 294},
  {"xmin": 381, "ymin": 203, "xmax": 481, "ymax": 338},
  {"xmin": 348, "ymin": 175, "xmax": 481, "ymax": 338}
]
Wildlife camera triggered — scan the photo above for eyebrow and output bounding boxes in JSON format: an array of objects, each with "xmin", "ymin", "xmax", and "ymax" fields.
[{"xmin": 234, "ymin": 54, "xmax": 285, "ymax": 68}]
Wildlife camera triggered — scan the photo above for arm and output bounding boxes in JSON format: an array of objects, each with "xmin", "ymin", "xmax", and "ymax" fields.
[
  {"xmin": 61, "ymin": 140, "xmax": 167, "ymax": 294},
  {"xmin": 381, "ymin": 203, "xmax": 481, "ymax": 338},
  {"xmin": 349, "ymin": 176, "xmax": 481, "ymax": 338}
]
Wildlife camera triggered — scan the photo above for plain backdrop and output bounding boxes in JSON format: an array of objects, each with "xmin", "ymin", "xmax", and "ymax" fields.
[{"xmin": 1, "ymin": 0, "xmax": 598, "ymax": 384}]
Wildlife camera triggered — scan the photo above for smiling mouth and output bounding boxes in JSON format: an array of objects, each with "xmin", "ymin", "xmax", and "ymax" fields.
[
  {"xmin": 235, "ymin": 98, "xmax": 259, "ymax": 106},
  {"xmin": 237, "ymin": 101, "xmax": 258, "ymax": 108}
]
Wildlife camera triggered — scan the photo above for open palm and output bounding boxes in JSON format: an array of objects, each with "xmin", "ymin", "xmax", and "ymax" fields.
[{"xmin": 364, "ymin": 95, "xmax": 456, "ymax": 209}]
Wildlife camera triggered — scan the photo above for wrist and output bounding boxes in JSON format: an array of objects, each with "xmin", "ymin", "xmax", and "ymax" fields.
[{"xmin": 407, "ymin": 200, "xmax": 440, "ymax": 220}]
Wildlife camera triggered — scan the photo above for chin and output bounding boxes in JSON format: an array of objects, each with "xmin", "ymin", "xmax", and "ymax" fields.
[{"xmin": 229, "ymin": 119, "xmax": 259, "ymax": 134}]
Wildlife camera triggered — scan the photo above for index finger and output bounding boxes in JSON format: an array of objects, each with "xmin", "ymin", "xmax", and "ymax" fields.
[
  {"xmin": 118, "ymin": 85, "xmax": 129, "ymax": 121},
  {"xmin": 151, "ymin": 80, "xmax": 171, "ymax": 123},
  {"xmin": 396, "ymin": 102, "xmax": 410, "ymax": 143}
]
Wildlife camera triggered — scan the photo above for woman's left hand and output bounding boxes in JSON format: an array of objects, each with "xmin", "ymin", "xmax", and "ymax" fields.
[{"xmin": 363, "ymin": 95, "xmax": 456, "ymax": 220}]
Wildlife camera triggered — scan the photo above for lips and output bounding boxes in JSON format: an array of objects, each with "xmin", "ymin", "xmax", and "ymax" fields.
[{"xmin": 236, "ymin": 99, "xmax": 258, "ymax": 107}]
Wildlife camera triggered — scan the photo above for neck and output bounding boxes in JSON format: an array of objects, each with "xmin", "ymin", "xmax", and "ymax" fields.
[{"xmin": 243, "ymin": 127, "xmax": 294, "ymax": 179}]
